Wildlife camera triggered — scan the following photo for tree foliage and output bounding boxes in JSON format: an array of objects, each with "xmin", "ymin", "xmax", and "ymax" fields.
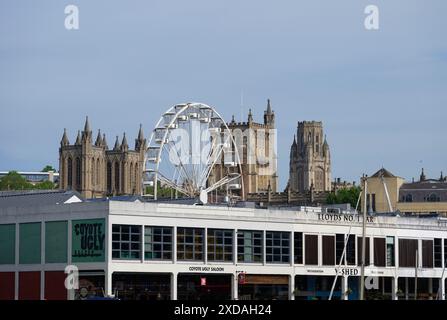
[
  {"xmin": 145, "ymin": 182, "xmax": 185, "ymax": 198},
  {"xmin": 326, "ymin": 186, "xmax": 361, "ymax": 209},
  {"xmin": 41, "ymin": 165, "xmax": 57, "ymax": 172},
  {"xmin": 0, "ymin": 171, "xmax": 55, "ymax": 191}
]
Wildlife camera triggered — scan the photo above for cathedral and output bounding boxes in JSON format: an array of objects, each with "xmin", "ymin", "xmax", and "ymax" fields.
[
  {"xmin": 210, "ymin": 99, "xmax": 279, "ymax": 200},
  {"xmin": 59, "ymin": 117, "xmax": 147, "ymax": 198},
  {"xmin": 289, "ymin": 121, "xmax": 331, "ymax": 192}
]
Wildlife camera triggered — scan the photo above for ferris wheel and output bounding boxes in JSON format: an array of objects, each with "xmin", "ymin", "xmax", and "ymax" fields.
[{"xmin": 142, "ymin": 102, "xmax": 244, "ymax": 204}]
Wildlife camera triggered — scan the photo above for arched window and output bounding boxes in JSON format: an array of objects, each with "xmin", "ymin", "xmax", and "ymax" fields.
[
  {"xmin": 135, "ymin": 163, "xmax": 139, "ymax": 193},
  {"xmin": 130, "ymin": 163, "xmax": 134, "ymax": 192},
  {"xmin": 67, "ymin": 158, "xmax": 73, "ymax": 189},
  {"xmin": 315, "ymin": 168, "xmax": 324, "ymax": 191},
  {"xmin": 107, "ymin": 162, "xmax": 112, "ymax": 193},
  {"xmin": 96, "ymin": 159, "xmax": 100, "ymax": 186},
  {"xmin": 405, "ymin": 194, "xmax": 413, "ymax": 202},
  {"xmin": 75, "ymin": 157, "xmax": 81, "ymax": 190},
  {"xmin": 91, "ymin": 160, "xmax": 95, "ymax": 187},
  {"xmin": 115, "ymin": 162, "xmax": 120, "ymax": 193},
  {"xmin": 428, "ymin": 193, "xmax": 440, "ymax": 202}
]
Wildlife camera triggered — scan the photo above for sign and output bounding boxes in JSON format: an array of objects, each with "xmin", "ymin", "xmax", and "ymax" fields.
[
  {"xmin": 72, "ymin": 218, "xmax": 106, "ymax": 262},
  {"xmin": 188, "ymin": 266, "xmax": 225, "ymax": 272},
  {"xmin": 318, "ymin": 213, "xmax": 375, "ymax": 224},
  {"xmin": 200, "ymin": 277, "xmax": 206, "ymax": 286},
  {"xmin": 238, "ymin": 272, "xmax": 246, "ymax": 285},
  {"xmin": 335, "ymin": 267, "xmax": 359, "ymax": 276}
]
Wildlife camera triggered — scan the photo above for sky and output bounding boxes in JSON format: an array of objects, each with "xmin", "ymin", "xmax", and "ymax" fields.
[{"xmin": 0, "ymin": 0, "xmax": 446, "ymax": 189}]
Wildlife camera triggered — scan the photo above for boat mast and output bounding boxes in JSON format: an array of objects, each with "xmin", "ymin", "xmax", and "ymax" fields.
[{"xmin": 360, "ymin": 175, "xmax": 368, "ymax": 300}]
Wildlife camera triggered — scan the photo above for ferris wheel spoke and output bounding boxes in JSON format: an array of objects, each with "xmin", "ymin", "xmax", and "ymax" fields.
[{"xmin": 163, "ymin": 140, "xmax": 193, "ymax": 186}]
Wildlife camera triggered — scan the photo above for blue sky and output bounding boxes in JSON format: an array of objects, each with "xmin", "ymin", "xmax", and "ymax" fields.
[{"xmin": 0, "ymin": 0, "xmax": 446, "ymax": 189}]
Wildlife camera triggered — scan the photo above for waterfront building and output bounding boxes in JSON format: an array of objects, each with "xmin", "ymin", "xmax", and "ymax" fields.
[{"xmin": 1, "ymin": 191, "xmax": 446, "ymax": 300}]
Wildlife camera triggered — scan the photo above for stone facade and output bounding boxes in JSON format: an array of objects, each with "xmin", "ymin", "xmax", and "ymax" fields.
[
  {"xmin": 362, "ymin": 168, "xmax": 447, "ymax": 216},
  {"xmin": 289, "ymin": 121, "xmax": 331, "ymax": 192},
  {"xmin": 59, "ymin": 117, "xmax": 147, "ymax": 198},
  {"xmin": 209, "ymin": 99, "xmax": 279, "ymax": 200},
  {"xmin": 247, "ymin": 185, "xmax": 329, "ymax": 207}
]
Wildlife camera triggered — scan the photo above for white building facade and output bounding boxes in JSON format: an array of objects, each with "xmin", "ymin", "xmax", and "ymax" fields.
[{"xmin": 0, "ymin": 200, "xmax": 446, "ymax": 300}]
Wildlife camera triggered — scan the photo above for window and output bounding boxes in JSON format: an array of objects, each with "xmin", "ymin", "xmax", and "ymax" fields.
[
  {"xmin": 294, "ymin": 232, "xmax": 303, "ymax": 264},
  {"xmin": 398, "ymin": 239, "xmax": 418, "ymax": 267},
  {"xmin": 367, "ymin": 194, "xmax": 376, "ymax": 212},
  {"xmin": 373, "ymin": 238, "xmax": 385, "ymax": 267},
  {"xmin": 386, "ymin": 236, "xmax": 395, "ymax": 267},
  {"xmin": 335, "ymin": 234, "xmax": 345, "ymax": 265},
  {"xmin": 422, "ymin": 240, "xmax": 433, "ymax": 268},
  {"xmin": 266, "ymin": 231, "xmax": 290, "ymax": 263},
  {"xmin": 357, "ymin": 237, "xmax": 370, "ymax": 266},
  {"xmin": 305, "ymin": 234, "xmax": 318, "ymax": 265},
  {"xmin": 67, "ymin": 158, "xmax": 73, "ymax": 188},
  {"xmin": 107, "ymin": 162, "xmax": 112, "ymax": 193},
  {"xmin": 346, "ymin": 235, "xmax": 356, "ymax": 265},
  {"xmin": 112, "ymin": 225, "xmax": 141, "ymax": 259},
  {"xmin": 91, "ymin": 160, "xmax": 95, "ymax": 186},
  {"xmin": 144, "ymin": 226, "xmax": 172, "ymax": 260},
  {"xmin": 75, "ymin": 157, "xmax": 81, "ymax": 190},
  {"xmin": 177, "ymin": 228, "xmax": 204, "ymax": 261},
  {"xmin": 114, "ymin": 162, "xmax": 120, "ymax": 192},
  {"xmin": 427, "ymin": 194, "xmax": 440, "ymax": 202},
  {"xmin": 434, "ymin": 238, "xmax": 442, "ymax": 268},
  {"xmin": 444, "ymin": 239, "xmax": 447, "ymax": 268},
  {"xmin": 96, "ymin": 159, "xmax": 100, "ymax": 186},
  {"xmin": 207, "ymin": 229, "xmax": 233, "ymax": 262},
  {"xmin": 237, "ymin": 230, "xmax": 263, "ymax": 263},
  {"xmin": 404, "ymin": 194, "xmax": 413, "ymax": 203},
  {"xmin": 322, "ymin": 235, "xmax": 335, "ymax": 266}
]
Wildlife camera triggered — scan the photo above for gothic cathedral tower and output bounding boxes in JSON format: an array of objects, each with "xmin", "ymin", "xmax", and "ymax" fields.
[
  {"xmin": 289, "ymin": 121, "xmax": 331, "ymax": 192},
  {"xmin": 210, "ymin": 99, "xmax": 278, "ymax": 200},
  {"xmin": 59, "ymin": 117, "xmax": 147, "ymax": 198}
]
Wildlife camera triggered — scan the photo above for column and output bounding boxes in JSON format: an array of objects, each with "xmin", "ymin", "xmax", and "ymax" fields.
[
  {"xmin": 15, "ymin": 224, "xmax": 19, "ymax": 300},
  {"xmin": 342, "ymin": 276, "xmax": 349, "ymax": 300},
  {"xmin": 392, "ymin": 277, "xmax": 398, "ymax": 300},
  {"xmin": 428, "ymin": 278, "xmax": 433, "ymax": 300},
  {"xmin": 232, "ymin": 274, "xmax": 239, "ymax": 300},
  {"xmin": 405, "ymin": 277, "xmax": 409, "ymax": 300},
  {"xmin": 171, "ymin": 273, "xmax": 178, "ymax": 300},
  {"xmin": 440, "ymin": 277, "xmax": 445, "ymax": 300},
  {"xmin": 173, "ymin": 227, "xmax": 177, "ymax": 264},
  {"xmin": 41, "ymin": 222, "xmax": 45, "ymax": 300},
  {"xmin": 105, "ymin": 269, "xmax": 112, "ymax": 297},
  {"xmin": 289, "ymin": 275, "xmax": 295, "ymax": 300}
]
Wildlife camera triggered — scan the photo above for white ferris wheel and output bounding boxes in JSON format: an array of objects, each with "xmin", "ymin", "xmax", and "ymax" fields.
[{"xmin": 142, "ymin": 102, "xmax": 244, "ymax": 204}]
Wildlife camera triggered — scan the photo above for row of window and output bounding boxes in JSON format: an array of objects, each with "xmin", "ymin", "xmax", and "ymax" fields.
[
  {"xmin": 111, "ymin": 225, "xmax": 447, "ymax": 268},
  {"xmin": 401, "ymin": 193, "xmax": 442, "ymax": 203}
]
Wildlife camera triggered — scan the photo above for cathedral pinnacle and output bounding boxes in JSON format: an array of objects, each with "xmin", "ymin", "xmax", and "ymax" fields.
[
  {"xmin": 121, "ymin": 132, "xmax": 128, "ymax": 151},
  {"xmin": 95, "ymin": 129, "xmax": 102, "ymax": 147},
  {"xmin": 113, "ymin": 136, "xmax": 121, "ymax": 151},
  {"xmin": 61, "ymin": 128, "xmax": 69, "ymax": 146},
  {"xmin": 75, "ymin": 130, "xmax": 82, "ymax": 145}
]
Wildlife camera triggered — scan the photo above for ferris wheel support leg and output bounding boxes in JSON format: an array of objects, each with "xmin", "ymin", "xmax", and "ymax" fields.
[{"xmin": 154, "ymin": 175, "xmax": 158, "ymax": 200}]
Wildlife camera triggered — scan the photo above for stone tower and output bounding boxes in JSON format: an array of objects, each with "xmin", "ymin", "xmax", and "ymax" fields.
[
  {"xmin": 59, "ymin": 117, "xmax": 147, "ymax": 198},
  {"xmin": 289, "ymin": 121, "xmax": 331, "ymax": 192},
  {"xmin": 210, "ymin": 99, "xmax": 278, "ymax": 200}
]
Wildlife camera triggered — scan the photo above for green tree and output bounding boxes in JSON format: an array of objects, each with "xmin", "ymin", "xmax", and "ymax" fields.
[
  {"xmin": 34, "ymin": 180, "xmax": 56, "ymax": 190},
  {"xmin": 0, "ymin": 171, "xmax": 33, "ymax": 191},
  {"xmin": 326, "ymin": 186, "xmax": 361, "ymax": 208},
  {"xmin": 145, "ymin": 182, "xmax": 184, "ymax": 198},
  {"xmin": 41, "ymin": 165, "xmax": 57, "ymax": 172}
]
